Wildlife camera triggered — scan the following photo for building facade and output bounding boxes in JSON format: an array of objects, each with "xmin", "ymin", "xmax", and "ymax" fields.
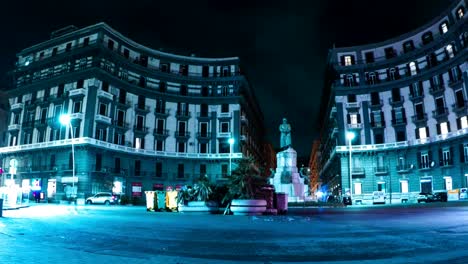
[
  {"xmin": 319, "ymin": 0, "xmax": 468, "ymax": 204},
  {"xmin": 0, "ymin": 23, "xmax": 265, "ymax": 202}
]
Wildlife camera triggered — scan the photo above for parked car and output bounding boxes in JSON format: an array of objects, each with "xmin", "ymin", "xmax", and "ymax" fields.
[
  {"xmin": 86, "ymin": 192, "xmax": 117, "ymax": 205},
  {"xmin": 417, "ymin": 192, "xmax": 448, "ymax": 203},
  {"xmin": 342, "ymin": 196, "xmax": 352, "ymax": 206},
  {"xmin": 460, "ymin": 188, "xmax": 468, "ymax": 199}
]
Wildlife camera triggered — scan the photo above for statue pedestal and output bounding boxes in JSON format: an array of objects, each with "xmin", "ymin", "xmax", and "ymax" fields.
[{"xmin": 270, "ymin": 147, "xmax": 308, "ymax": 202}]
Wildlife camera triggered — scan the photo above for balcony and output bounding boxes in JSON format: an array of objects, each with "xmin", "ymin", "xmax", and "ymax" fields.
[
  {"xmin": 134, "ymin": 104, "xmax": 150, "ymax": 114},
  {"xmin": 429, "ymin": 85, "xmax": 445, "ymax": 97},
  {"xmin": 10, "ymin": 102, "xmax": 24, "ymax": 112},
  {"xmin": 345, "ymin": 102, "xmax": 361, "ymax": 109},
  {"xmin": 174, "ymin": 131, "xmax": 190, "ymax": 140},
  {"xmin": 196, "ymin": 132, "xmax": 211, "ymax": 142},
  {"xmin": 95, "ymin": 114, "xmax": 112, "ymax": 125},
  {"xmin": 448, "ymin": 75, "xmax": 464, "ymax": 89},
  {"xmin": 70, "ymin": 112, "xmax": 84, "ymax": 120},
  {"xmin": 217, "ymin": 132, "xmax": 232, "ymax": 138},
  {"xmin": 197, "ymin": 112, "xmax": 212, "ymax": 120},
  {"xmin": 68, "ymin": 88, "xmax": 87, "ymax": 98},
  {"xmin": 8, "ymin": 124, "xmax": 20, "ymax": 131},
  {"xmin": 133, "ymin": 125, "xmax": 149, "ymax": 134},
  {"xmin": 116, "ymin": 99, "xmax": 132, "ymax": 109},
  {"xmin": 218, "ymin": 112, "xmax": 232, "ymax": 119},
  {"xmin": 389, "ymin": 96, "xmax": 404, "ymax": 107},
  {"xmin": 452, "ymin": 101, "xmax": 468, "ymax": 117},
  {"xmin": 374, "ymin": 166, "xmax": 388, "ymax": 175},
  {"xmin": 369, "ymin": 100, "xmax": 383, "ymax": 109},
  {"xmin": 176, "ymin": 111, "xmax": 191, "ymax": 120},
  {"xmin": 154, "ymin": 129, "xmax": 169, "ymax": 138},
  {"xmin": 391, "ymin": 118, "xmax": 406, "ymax": 126},
  {"xmin": 346, "ymin": 123, "xmax": 363, "ymax": 129},
  {"xmin": 396, "ymin": 164, "xmax": 413, "ymax": 173},
  {"xmin": 439, "ymin": 159, "xmax": 454, "ymax": 167},
  {"xmin": 409, "ymin": 93, "xmax": 424, "ymax": 103},
  {"xmin": 22, "ymin": 120, "xmax": 35, "ymax": 130},
  {"xmin": 113, "ymin": 120, "xmax": 130, "ymax": 131},
  {"xmin": 97, "ymin": 90, "xmax": 114, "ymax": 101},
  {"xmin": 155, "ymin": 108, "xmax": 171, "ymax": 118},
  {"xmin": 370, "ymin": 121, "xmax": 385, "ymax": 129},
  {"xmin": 411, "ymin": 113, "xmax": 428, "ymax": 125},
  {"xmin": 432, "ymin": 107, "xmax": 449, "ymax": 121},
  {"xmin": 351, "ymin": 168, "xmax": 365, "ymax": 178}
]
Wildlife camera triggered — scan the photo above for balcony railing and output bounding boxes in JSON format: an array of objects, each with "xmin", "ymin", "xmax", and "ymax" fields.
[
  {"xmin": 176, "ymin": 111, "xmax": 191, "ymax": 119},
  {"xmin": 95, "ymin": 115, "xmax": 112, "ymax": 124},
  {"xmin": 345, "ymin": 102, "xmax": 361, "ymax": 109},
  {"xmin": 133, "ymin": 125, "xmax": 149, "ymax": 133},
  {"xmin": 218, "ymin": 112, "xmax": 232, "ymax": 118},
  {"xmin": 0, "ymin": 137, "xmax": 243, "ymax": 160},
  {"xmin": 8, "ymin": 124, "xmax": 21, "ymax": 131},
  {"xmin": 97, "ymin": 90, "xmax": 114, "ymax": 101},
  {"xmin": 429, "ymin": 85, "xmax": 445, "ymax": 96},
  {"xmin": 10, "ymin": 103, "xmax": 24, "ymax": 111},
  {"xmin": 197, "ymin": 112, "xmax": 212, "ymax": 119},
  {"xmin": 155, "ymin": 108, "xmax": 171, "ymax": 117},
  {"xmin": 346, "ymin": 123, "xmax": 363, "ymax": 129},
  {"xmin": 218, "ymin": 132, "xmax": 232, "ymax": 138},
  {"xmin": 69, "ymin": 88, "xmax": 87, "ymax": 97},
  {"xmin": 396, "ymin": 164, "xmax": 413, "ymax": 172},
  {"xmin": 411, "ymin": 113, "xmax": 428, "ymax": 124},
  {"xmin": 369, "ymin": 100, "xmax": 383, "ymax": 108},
  {"xmin": 135, "ymin": 104, "xmax": 150, "ymax": 112},
  {"xmin": 70, "ymin": 113, "xmax": 84, "ymax": 120},
  {"xmin": 389, "ymin": 96, "xmax": 404, "ymax": 106},
  {"xmin": 370, "ymin": 121, "xmax": 385, "ymax": 128},
  {"xmin": 113, "ymin": 120, "xmax": 130, "ymax": 130},
  {"xmin": 432, "ymin": 107, "xmax": 449, "ymax": 119},
  {"xmin": 374, "ymin": 166, "xmax": 388, "ymax": 175},
  {"xmin": 174, "ymin": 131, "xmax": 190, "ymax": 138},
  {"xmin": 153, "ymin": 129, "xmax": 169, "ymax": 137},
  {"xmin": 196, "ymin": 132, "xmax": 211, "ymax": 139}
]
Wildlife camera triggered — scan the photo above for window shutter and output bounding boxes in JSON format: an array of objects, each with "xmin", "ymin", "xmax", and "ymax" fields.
[
  {"xmin": 365, "ymin": 72, "xmax": 369, "ymax": 83},
  {"xmin": 340, "ymin": 56, "xmax": 345, "ymax": 66},
  {"xmin": 436, "ymin": 124, "xmax": 441, "ymax": 135},
  {"xmin": 347, "ymin": 114, "xmax": 351, "ymax": 124},
  {"xmin": 415, "ymin": 128, "xmax": 420, "ymax": 139},
  {"xmin": 409, "ymin": 85, "xmax": 415, "ymax": 97},
  {"xmin": 370, "ymin": 113, "xmax": 374, "ymax": 125},
  {"xmin": 380, "ymin": 111, "xmax": 385, "ymax": 125},
  {"xmin": 357, "ymin": 114, "xmax": 361, "ymax": 123},
  {"xmin": 438, "ymin": 148, "xmax": 443, "ymax": 166},
  {"xmin": 457, "ymin": 118, "xmax": 461, "ymax": 129},
  {"xmin": 402, "ymin": 109, "xmax": 407, "ymax": 122},
  {"xmin": 429, "ymin": 150, "xmax": 433, "ymax": 165},
  {"xmin": 350, "ymin": 56, "xmax": 355, "ymax": 65},
  {"xmin": 460, "ymin": 144, "xmax": 465, "ymax": 163},
  {"xmin": 391, "ymin": 110, "xmax": 395, "ymax": 122},
  {"xmin": 352, "ymin": 74, "xmax": 357, "ymax": 85},
  {"xmin": 375, "ymin": 71, "xmax": 380, "ymax": 82},
  {"xmin": 417, "ymin": 151, "xmax": 422, "ymax": 168},
  {"xmin": 448, "ymin": 69, "xmax": 454, "ymax": 81},
  {"xmin": 450, "ymin": 146, "xmax": 454, "ymax": 165},
  {"xmin": 386, "ymin": 69, "xmax": 390, "ymax": 80},
  {"xmin": 426, "ymin": 126, "xmax": 429, "ymax": 137},
  {"xmin": 406, "ymin": 64, "xmax": 411, "ymax": 76},
  {"xmin": 447, "ymin": 121, "xmax": 451, "ymax": 132}
]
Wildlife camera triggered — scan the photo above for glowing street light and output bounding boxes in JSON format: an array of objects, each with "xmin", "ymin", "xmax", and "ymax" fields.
[
  {"xmin": 228, "ymin": 138, "xmax": 235, "ymax": 175},
  {"xmin": 346, "ymin": 132, "xmax": 355, "ymax": 201},
  {"xmin": 60, "ymin": 114, "xmax": 76, "ymax": 199}
]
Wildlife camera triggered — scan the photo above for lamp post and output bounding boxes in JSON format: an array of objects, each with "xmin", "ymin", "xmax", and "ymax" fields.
[
  {"xmin": 228, "ymin": 138, "xmax": 235, "ymax": 175},
  {"xmin": 346, "ymin": 132, "xmax": 355, "ymax": 201},
  {"xmin": 60, "ymin": 114, "xmax": 76, "ymax": 198}
]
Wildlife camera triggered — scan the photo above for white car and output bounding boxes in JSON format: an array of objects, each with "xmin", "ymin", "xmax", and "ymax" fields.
[{"xmin": 86, "ymin": 192, "xmax": 116, "ymax": 205}]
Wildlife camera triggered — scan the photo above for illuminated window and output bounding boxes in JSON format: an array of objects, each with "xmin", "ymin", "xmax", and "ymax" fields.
[
  {"xmin": 462, "ymin": 116, "xmax": 468, "ymax": 129},
  {"xmin": 409, "ymin": 62, "xmax": 417, "ymax": 76},
  {"xmin": 444, "ymin": 176, "xmax": 452, "ymax": 190},
  {"xmin": 135, "ymin": 137, "xmax": 144, "ymax": 149},
  {"xmin": 350, "ymin": 114, "xmax": 358, "ymax": 124},
  {"xmin": 419, "ymin": 127, "xmax": 427, "ymax": 139},
  {"xmin": 457, "ymin": 7, "xmax": 464, "ymax": 19},
  {"xmin": 441, "ymin": 22, "xmax": 448, "ymax": 34},
  {"xmin": 344, "ymin": 56, "xmax": 352, "ymax": 66},
  {"xmin": 353, "ymin": 182, "xmax": 362, "ymax": 195},
  {"xmin": 446, "ymin": 44, "xmax": 454, "ymax": 58},
  {"xmin": 440, "ymin": 122, "xmax": 449, "ymax": 135},
  {"xmin": 400, "ymin": 180, "xmax": 409, "ymax": 193}
]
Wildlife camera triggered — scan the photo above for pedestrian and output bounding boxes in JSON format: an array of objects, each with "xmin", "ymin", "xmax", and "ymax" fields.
[{"xmin": 35, "ymin": 191, "xmax": 40, "ymax": 203}]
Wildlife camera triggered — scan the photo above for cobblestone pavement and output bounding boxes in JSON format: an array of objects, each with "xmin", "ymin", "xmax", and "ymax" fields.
[{"xmin": 1, "ymin": 203, "xmax": 468, "ymax": 263}]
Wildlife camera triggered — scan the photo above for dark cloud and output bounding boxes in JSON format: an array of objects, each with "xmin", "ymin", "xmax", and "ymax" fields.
[{"xmin": 0, "ymin": 0, "xmax": 449, "ymax": 156}]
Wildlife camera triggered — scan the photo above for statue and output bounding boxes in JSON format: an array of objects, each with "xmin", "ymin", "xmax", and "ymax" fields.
[{"xmin": 279, "ymin": 118, "xmax": 292, "ymax": 149}]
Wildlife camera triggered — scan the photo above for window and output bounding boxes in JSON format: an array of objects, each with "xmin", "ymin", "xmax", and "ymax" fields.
[
  {"xmin": 77, "ymin": 79, "xmax": 84, "ymax": 88},
  {"xmin": 444, "ymin": 177, "xmax": 453, "ymax": 190},
  {"xmin": 446, "ymin": 44, "xmax": 455, "ymax": 58},
  {"xmin": 200, "ymin": 164, "xmax": 207, "ymax": 175},
  {"xmin": 177, "ymin": 164, "xmax": 184, "ymax": 178},
  {"xmin": 442, "ymin": 148, "xmax": 452, "ymax": 166},
  {"xmin": 439, "ymin": 122, "xmax": 449, "ymax": 135},
  {"xmin": 457, "ymin": 6, "xmax": 465, "ymax": 19},
  {"xmin": 155, "ymin": 162, "xmax": 162, "ymax": 178},
  {"xmin": 96, "ymin": 153, "xmax": 102, "ymax": 171},
  {"xmin": 156, "ymin": 119, "xmax": 165, "ymax": 133},
  {"xmin": 108, "ymin": 39, "xmax": 114, "ymax": 50},
  {"xmin": 123, "ymin": 48, "xmax": 129, "ymax": 58},
  {"xmin": 155, "ymin": 140, "xmax": 164, "ymax": 151},
  {"xmin": 115, "ymin": 158, "xmax": 121, "ymax": 172},
  {"xmin": 135, "ymin": 137, "xmax": 144, "ymax": 149},
  {"xmin": 347, "ymin": 94, "xmax": 356, "ymax": 103},
  {"xmin": 384, "ymin": 47, "xmax": 396, "ymax": 59},
  {"xmin": 370, "ymin": 92, "xmax": 380, "ymax": 105},
  {"xmin": 177, "ymin": 142, "xmax": 186, "ymax": 153},
  {"xmin": 73, "ymin": 101, "xmax": 81, "ymax": 113},
  {"xmin": 396, "ymin": 131, "xmax": 406, "ymax": 141},
  {"xmin": 463, "ymin": 143, "xmax": 468, "ymax": 162},
  {"xmin": 99, "ymin": 103, "xmax": 107, "ymax": 116},
  {"xmin": 96, "ymin": 128, "xmax": 107, "ymax": 141},
  {"xmin": 440, "ymin": 22, "xmax": 449, "ymax": 34},
  {"xmin": 422, "ymin": 31, "xmax": 433, "ymax": 45},
  {"xmin": 354, "ymin": 182, "xmax": 362, "ymax": 195},
  {"xmin": 180, "ymin": 85, "xmax": 188, "ymax": 96},
  {"xmin": 350, "ymin": 113, "xmax": 358, "ymax": 124},
  {"xmin": 201, "ymin": 86, "xmax": 209, "ymax": 96},
  {"xmin": 136, "ymin": 115, "xmax": 145, "ymax": 130},
  {"xmin": 455, "ymin": 90, "xmax": 465, "ymax": 108},
  {"xmin": 219, "ymin": 141, "xmax": 230, "ymax": 153},
  {"xmin": 116, "ymin": 110, "xmax": 125, "ymax": 126},
  {"xmin": 344, "ymin": 56, "xmax": 352, "ymax": 66},
  {"xmin": 403, "ymin": 40, "xmax": 415, "ymax": 53},
  {"xmin": 135, "ymin": 160, "xmax": 141, "ymax": 176},
  {"xmin": 221, "ymin": 104, "xmax": 229, "ymax": 113},
  {"xmin": 83, "ymin": 37, "xmax": 89, "ymax": 46},
  {"xmin": 420, "ymin": 152, "xmax": 430, "ymax": 169},
  {"xmin": 102, "ymin": 81, "xmax": 109, "ymax": 92},
  {"xmin": 222, "ymin": 164, "xmax": 228, "ymax": 178},
  {"xmin": 221, "ymin": 86, "xmax": 229, "ymax": 96},
  {"xmin": 114, "ymin": 133, "xmax": 125, "ymax": 145},
  {"xmin": 160, "ymin": 63, "xmax": 170, "ymax": 73},
  {"xmin": 220, "ymin": 122, "xmax": 230, "ymax": 132},
  {"xmin": 156, "ymin": 99, "xmax": 166, "ymax": 113},
  {"xmin": 400, "ymin": 180, "xmax": 409, "ymax": 193},
  {"xmin": 461, "ymin": 116, "xmax": 468, "ymax": 129},
  {"xmin": 159, "ymin": 82, "xmax": 166, "ymax": 92},
  {"xmin": 177, "ymin": 121, "xmax": 187, "ymax": 136},
  {"xmin": 365, "ymin": 52, "xmax": 374, "ymax": 63},
  {"xmin": 419, "ymin": 127, "xmax": 428, "ymax": 139},
  {"xmin": 52, "ymin": 47, "xmax": 58, "ymax": 56},
  {"xmin": 409, "ymin": 62, "xmax": 417, "ymax": 76},
  {"xmin": 200, "ymin": 143, "xmax": 208, "ymax": 153},
  {"xmin": 377, "ymin": 182, "xmax": 386, "ymax": 193},
  {"xmin": 66, "ymin": 43, "xmax": 72, "ymax": 52}
]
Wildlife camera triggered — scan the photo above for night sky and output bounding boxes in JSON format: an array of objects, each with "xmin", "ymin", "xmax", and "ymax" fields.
[{"xmin": 0, "ymin": 0, "xmax": 450, "ymax": 157}]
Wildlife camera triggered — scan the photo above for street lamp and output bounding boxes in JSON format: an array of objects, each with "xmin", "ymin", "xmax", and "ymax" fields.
[
  {"xmin": 346, "ymin": 132, "xmax": 355, "ymax": 201},
  {"xmin": 228, "ymin": 138, "xmax": 235, "ymax": 175},
  {"xmin": 60, "ymin": 114, "xmax": 76, "ymax": 198}
]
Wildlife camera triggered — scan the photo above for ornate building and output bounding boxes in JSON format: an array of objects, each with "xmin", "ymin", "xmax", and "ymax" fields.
[
  {"xmin": 319, "ymin": 0, "xmax": 468, "ymax": 204},
  {"xmin": 0, "ymin": 23, "xmax": 265, "ymax": 201}
]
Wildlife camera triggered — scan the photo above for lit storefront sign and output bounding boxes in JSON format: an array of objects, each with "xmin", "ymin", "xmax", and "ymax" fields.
[
  {"xmin": 132, "ymin": 182, "xmax": 142, "ymax": 197},
  {"xmin": 31, "ymin": 178, "xmax": 41, "ymax": 191}
]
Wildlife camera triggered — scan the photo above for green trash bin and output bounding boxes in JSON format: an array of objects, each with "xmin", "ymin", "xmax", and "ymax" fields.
[
  {"xmin": 156, "ymin": 191, "xmax": 166, "ymax": 211},
  {"xmin": 145, "ymin": 191, "xmax": 156, "ymax": 211}
]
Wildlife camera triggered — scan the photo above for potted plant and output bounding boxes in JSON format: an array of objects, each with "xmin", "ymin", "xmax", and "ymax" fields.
[
  {"xmin": 178, "ymin": 176, "xmax": 218, "ymax": 214},
  {"xmin": 222, "ymin": 158, "xmax": 268, "ymax": 215}
]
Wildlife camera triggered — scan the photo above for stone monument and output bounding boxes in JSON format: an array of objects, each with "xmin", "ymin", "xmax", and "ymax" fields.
[{"xmin": 270, "ymin": 118, "xmax": 308, "ymax": 202}]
